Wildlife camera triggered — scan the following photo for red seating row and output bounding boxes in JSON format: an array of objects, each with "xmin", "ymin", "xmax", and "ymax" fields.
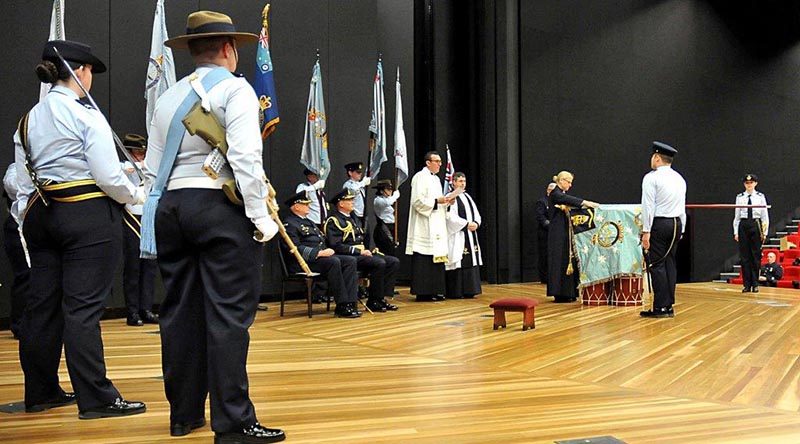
[{"xmin": 730, "ymin": 265, "xmax": 800, "ymax": 288}]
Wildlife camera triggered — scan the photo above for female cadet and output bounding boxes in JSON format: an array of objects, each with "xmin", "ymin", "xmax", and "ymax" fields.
[
  {"xmin": 13, "ymin": 40, "xmax": 146, "ymax": 419},
  {"xmin": 546, "ymin": 171, "xmax": 599, "ymax": 302}
]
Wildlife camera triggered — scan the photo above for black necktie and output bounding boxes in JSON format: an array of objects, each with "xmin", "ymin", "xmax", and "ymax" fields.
[
  {"xmin": 318, "ymin": 190, "xmax": 327, "ymax": 220},
  {"xmin": 747, "ymin": 195, "xmax": 752, "ymax": 219}
]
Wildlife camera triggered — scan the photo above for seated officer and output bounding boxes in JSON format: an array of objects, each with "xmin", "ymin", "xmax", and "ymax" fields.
[
  {"xmin": 759, "ymin": 252, "xmax": 783, "ymax": 287},
  {"xmin": 324, "ymin": 189, "xmax": 399, "ymax": 312},
  {"xmin": 282, "ymin": 191, "xmax": 361, "ymax": 318}
]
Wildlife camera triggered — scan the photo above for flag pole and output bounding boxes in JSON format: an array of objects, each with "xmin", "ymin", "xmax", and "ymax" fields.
[{"xmin": 393, "ymin": 167, "xmax": 399, "ymax": 245}]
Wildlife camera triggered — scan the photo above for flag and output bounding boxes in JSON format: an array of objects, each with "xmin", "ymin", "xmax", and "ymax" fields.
[
  {"xmin": 394, "ymin": 67, "xmax": 409, "ymax": 188},
  {"xmin": 367, "ymin": 59, "xmax": 387, "ymax": 180},
  {"xmin": 254, "ymin": 3, "xmax": 280, "ymax": 139},
  {"xmin": 573, "ymin": 205, "xmax": 644, "ymax": 288},
  {"xmin": 145, "ymin": 0, "xmax": 176, "ymax": 134},
  {"xmin": 300, "ymin": 59, "xmax": 331, "ymax": 180},
  {"xmin": 443, "ymin": 144, "xmax": 455, "ymax": 194},
  {"xmin": 40, "ymin": 0, "xmax": 65, "ymax": 102}
]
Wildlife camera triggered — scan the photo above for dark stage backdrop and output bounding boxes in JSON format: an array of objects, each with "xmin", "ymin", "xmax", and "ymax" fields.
[{"xmin": 0, "ymin": 0, "xmax": 414, "ymax": 318}]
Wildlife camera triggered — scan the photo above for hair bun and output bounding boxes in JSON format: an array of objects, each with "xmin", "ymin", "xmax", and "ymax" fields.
[
  {"xmin": 35, "ymin": 60, "xmax": 59, "ymax": 84},
  {"xmin": 552, "ymin": 175, "xmax": 558, "ymax": 182}
]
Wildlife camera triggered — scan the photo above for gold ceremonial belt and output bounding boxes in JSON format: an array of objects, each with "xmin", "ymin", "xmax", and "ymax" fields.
[{"xmin": 42, "ymin": 179, "xmax": 107, "ymax": 203}]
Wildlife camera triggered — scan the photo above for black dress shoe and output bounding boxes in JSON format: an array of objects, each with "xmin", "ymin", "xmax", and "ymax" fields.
[
  {"xmin": 334, "ymin": 303, "xmax": 361, "ymax": 318},
  {"xmin": 381, "ymin": 299, "xmax": 398, "ymax": 311},
  {"xmin": 366, "ymin": 299, "xmax": 387, "ymax": 312},
  {"xmin": 26, "ymin": 391, "xmax": 77, "ymax": 413},
  {"xmin": 752, "ymin": 286, "xmax": 759, "ymax": 293},
  {"xmin": 78, "ymin": 398, "xmax": 146, "ymax": 419},
  {"xmin": 742, "ymin": 286, "xmax": 751, "ymax": 293},
  {"xmin": 433, "ymin": 294, "xmax": 446, "ymax": 301},
  {"xmin": 215, "ymin": 422, "xmax": 285, "ymax": 444},
  {"xmin": 171, "ymin": 418, "xmax": 206, "ymax": 437},
  {"xmin": 140, "ymin": 310, "xmax": 159, "ymax": 324},
  {"xmin": 640, "ymin": 307, "xmax": 674, "ymax": 318},
  {"xmin": 126, "ymin": 313, "xmax": 143, "ymax": 326}
]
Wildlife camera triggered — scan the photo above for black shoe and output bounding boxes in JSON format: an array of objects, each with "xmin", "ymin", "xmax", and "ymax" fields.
[
  {"xmin": 26, "ymin": 391, "xmax": 77, "ymax": 413},
  {"xmin": 334, "ymin": 303, "xmax": 361, "ymax": 318},
  {"xmin": 742, "ymin": 287, "xmax": 751, "ymax": 293},
  {"xmin": 140, "ymin": 310, "xmax": 159, "ymax": 324},
  {"xmin": 433, "ymin": 294, "xmax": 445, "ymax": 301},
  {"xmin": 393, "ymin": 290, "xmax": 400, "ymax": 296},
  {"xmin": 752, "ymin": 286, "xmax": 759, "ymax": 293},
  {"xmin": 312, "ymin": 294, "xmax": 334, "ymax": 304},
  {"xmin": 78, "ymin": 398, "xmax": 146, "ymax": 419},
  {"xmin": 215, "ymin": 422, "xmax": 286, "ymax": 444},
  {"xmin": 381, "ymin": 299, "xmax": 399, "ymax": 311},
  {"xmin": 415, "ymin": 295, "xmax": 434, "ymax": 302},
  {"xmin": 126, "ymin": 313, "xmax": 143, "ymax": 326},
  {"xmin": 640, "ymin": 307, "xmax": 674, "ymax": 318},
  {"xmin": 171, "ymin": 418, "xmax": 206, "ymax": 437},
  {"xmin": 366, "ymin": 299, "xmax": 387, "ymax": 312}
]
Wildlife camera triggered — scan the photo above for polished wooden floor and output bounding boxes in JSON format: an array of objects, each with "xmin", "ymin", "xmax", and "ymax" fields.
[{"xmin": 2, "ymin": 282, "xmax": 800, "ymax": 443}]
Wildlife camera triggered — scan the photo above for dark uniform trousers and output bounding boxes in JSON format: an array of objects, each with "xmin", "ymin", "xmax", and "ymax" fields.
[
  {"xmin": 738, "ymin": 219, "xmax": 762, "ymax": 288},
  {"xmin": 649, "ymin": 217, "xmax": 681, "ymax": 310},
  {"xmin": 304, "ymin": 256, "xmax": 358, "ymax": 304},
  {"xmin": 357, "ymin": 254, "xmax": 400, "ymax": 300},
  {"xmin": 155, "ymin": 189, "xmax": 261, "ymax": 432},
  {"xmin": 3, "ymin": 214, "xmax": 30, "ymax": 338},
  {"xmin": 20, "ymin": 197, "xmax": 123, "ymax": 410},
  {"xmin": 122, "ymin": 211, "xmax": 157, "ymax": 316},
  {"xmin": 373, "ymin": 219, "xmax": 396, "ymax": 257}
]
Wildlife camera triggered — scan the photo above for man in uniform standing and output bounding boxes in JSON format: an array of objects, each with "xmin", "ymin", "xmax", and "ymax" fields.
[
  {"xmin": 282, "ymin": 191, "xmax": 361, "ymax": 318},
  {"xmin": 733, "ymin": 173, "xmax": 769, "ymax": 293},
  {"xmin": 325, "ymin": 189, "xmax": 399, "ymax": 312},
  {"xmin": 342, "ymin": 162, "xmax": 370, "ymax": 225},
  {"xmin": 144, "ymin": 11, "xmax": 283, "ymax": 443},
  {"xmin": 640, "ymin": 142, "xmax": 686, "ymax": 318},
  {"xmin": 295, "ymin": 167, "xmax": 327, "ymax": 228}
]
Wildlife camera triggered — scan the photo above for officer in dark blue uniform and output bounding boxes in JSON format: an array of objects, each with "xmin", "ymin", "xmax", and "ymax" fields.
[
  {"xmin": 324, "ymin": 189, "xmax": 399, "ymax": 312},
  {"xmin": 282, "ymin": 191, "xmax": 361, "ymax": 318}
]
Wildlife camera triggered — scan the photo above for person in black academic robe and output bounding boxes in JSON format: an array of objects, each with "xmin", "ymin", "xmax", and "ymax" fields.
[{"xmin": 547, "ymin": 171, "xmax": 599, "ymax": 302}]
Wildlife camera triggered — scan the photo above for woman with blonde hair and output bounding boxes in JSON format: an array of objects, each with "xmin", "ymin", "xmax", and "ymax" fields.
[{"xmin": 547, "ymin": 171, "xmax": 599, "ymax": 302}]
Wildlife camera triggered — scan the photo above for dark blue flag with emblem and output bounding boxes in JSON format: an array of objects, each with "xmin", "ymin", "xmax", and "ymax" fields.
[{"xmin": 254, "ymin": 3, "xmax": 280, "ymax": 139}]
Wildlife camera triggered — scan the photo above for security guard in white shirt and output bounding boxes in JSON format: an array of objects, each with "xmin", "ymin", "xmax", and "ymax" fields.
[
  {"xmin": 640, "ymin": 142, "xmax": 686, "ymax": 318},
  {"xmin": 733, "ymin": 173, "xmax": 769, "ymax": 293},
  {"xmin": 143, "ymin": 11, "xmax": 283, "ymax": 443},
  {"xmin": 14, "ymin": 40, "xmax": 146, "ymax": 419}
]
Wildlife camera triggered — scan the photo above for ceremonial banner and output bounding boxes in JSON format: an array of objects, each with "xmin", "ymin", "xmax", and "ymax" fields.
[
  {"xmin": 572, "ymin": 204, "xmax": 644, "ymax": 288},
  {"xmin": 145, "ymin": 0, "xmax": 176, "ymax": 134},
  {"xmin": 394, "ymin": 67, "xmax": 409, "ymax": 188},
  {"xmin": 40, "ymin": 0, "xmax": 65, "ymax": 101},
  {"xmin": 300, "ymin": 59, "xmax": 330, "ymax": 180},
  {"xmin": 367, "ymin": 59, "xmax": 387, "ymax": 179},
  {"xmin": 254, "ymin": 3, "xmax": 280, "ymax": 139},
  {"xmin": 443, "ymin": 145, "xmax": 455, "ymax": 194}
]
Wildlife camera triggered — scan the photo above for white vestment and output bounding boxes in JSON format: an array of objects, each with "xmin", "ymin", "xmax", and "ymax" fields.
[{"xmin": 405, "ymin": 167, "xmax": 449, "ymax": 262}]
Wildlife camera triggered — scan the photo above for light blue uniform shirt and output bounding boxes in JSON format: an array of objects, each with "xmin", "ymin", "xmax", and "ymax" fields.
[
  {"xmin": 12, "ymin": 85, "xmax": 139, "ymax": 224},
  {"xmin": 343, "ymin": 178, "xmax": 367, "ymax": 217},
  {"xmin": 641, "ymin": 165, "xmax": 686, "ymax": 233},
  {"xmin": 374, "ymin": 191, "xmax": 400, "ymax": 223}
]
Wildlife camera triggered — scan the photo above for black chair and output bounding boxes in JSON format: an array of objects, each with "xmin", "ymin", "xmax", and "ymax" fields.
[{"xmin": 278, "ymin": 249, "xmax": 327, "ymax": 318}]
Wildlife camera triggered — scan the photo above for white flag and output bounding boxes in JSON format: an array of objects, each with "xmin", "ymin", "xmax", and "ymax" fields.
[
  {"xmin": 394, "ymin": 67, "xmax": 409, "ymax": 188},
  {"xmin": 145, "ymin": 0, "xmax": 176, "ymax": 134},
  {"xmin": 39, "ymin": 0, "xmax": 65, "ymax": 102}
]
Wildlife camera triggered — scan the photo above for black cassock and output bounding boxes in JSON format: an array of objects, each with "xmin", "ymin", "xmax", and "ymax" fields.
[{"xmin": 546, "ymin": 187, "xmax": 586, "ymax": 301}]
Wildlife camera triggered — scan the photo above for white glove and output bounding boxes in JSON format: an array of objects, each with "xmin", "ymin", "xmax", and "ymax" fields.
[
  {"xmin": 313, "ymin": 179, "xmax": 326, "ymax": 190},
  {"xmin": 133, "ymin": 186, "xmax": 147, "ymax": 205},
  {"xmin": 392, "ymin": 190, "xmax": 400, "ymax": 199},
  {"xmin": 360, "ymin": 177, "xmax": 371, "ymax": 187},
  {"xmin": 253, "ymin": 216, "xmax": 279, "ymax": 243}
]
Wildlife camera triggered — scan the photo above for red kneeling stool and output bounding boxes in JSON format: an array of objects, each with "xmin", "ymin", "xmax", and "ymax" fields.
[{"xmin": 489, "ymin": 298, "xmax": 539, "ymax": 331}]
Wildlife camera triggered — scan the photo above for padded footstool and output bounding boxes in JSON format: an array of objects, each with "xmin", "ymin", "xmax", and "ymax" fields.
[{"xmin": 489, "ymin": 298, "xmax": 539, "ymax": 331}]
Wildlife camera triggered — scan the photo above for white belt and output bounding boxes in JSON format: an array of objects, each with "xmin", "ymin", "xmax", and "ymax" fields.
[{"xmin": 167, "ymin": 176, "xmax": 228, "ymax": 191}]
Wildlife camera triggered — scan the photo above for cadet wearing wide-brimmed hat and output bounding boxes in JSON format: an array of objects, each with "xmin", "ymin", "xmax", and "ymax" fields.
[
  {"xmin": 13, "ymin": 40, "xmax": 146, "ymax": 419},
  {"xmin": 372, "ymin": 179, "xmax": 400, "ymax": 256},
  {"xmin": 142, "ymin": 10, "xmax": 283, "ymax": 443}
]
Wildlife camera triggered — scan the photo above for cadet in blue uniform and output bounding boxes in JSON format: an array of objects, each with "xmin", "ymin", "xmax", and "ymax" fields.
[
  {"xmin": 295, "ymin": 168, "xmax": 327, "ymax": 227},
  {"xmin": 119, "ymin": 134, "xmax": 158, "ymax": 326},
  {"xmin": 342, "ymin": 162, "xmax": 371, "ymax": 224},
  {"xmin": 640, "ymin": 142, "xmax": 686, "ymax": 318},
  {"xmin": 282, "ymin": 191, "xmax": 361, "ymax": 318},
  {"xmin": 144, "ymin": 11, "xmax": 283, "ymax": 443},
  {"xmin": 372, "ymin": 179, "xmax": 400, "ymax": 256},
  {"xmin": 733, "ymin": 173, "xmax": 769, "ymax": 293},
  {"xmin": 325, "ymin": 189, "xmax": 399, "ymax": 312},
  {"xmin": 13, "ymin": 40, "xmax": 146, "ymax": 418}
]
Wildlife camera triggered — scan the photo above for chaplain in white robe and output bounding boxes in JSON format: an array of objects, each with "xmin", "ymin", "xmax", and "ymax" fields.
[
  {"xmin": 445, "ymin": 172, "xmax": 483, "ymax": 298},
  {"xmin": 405, "ymin": 151, "xmax": 452, "ymax": 301}
]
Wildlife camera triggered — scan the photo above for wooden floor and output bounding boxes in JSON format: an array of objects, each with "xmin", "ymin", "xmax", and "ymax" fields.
[{"xmin": 2, "ymin": 282, "xmax": 800, "ymax": 443}]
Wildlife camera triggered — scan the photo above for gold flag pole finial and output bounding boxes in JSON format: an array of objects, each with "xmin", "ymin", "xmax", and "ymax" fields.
[{"xmin": 262, "ymin": 4, "xmax": 270, "ymax": 27}]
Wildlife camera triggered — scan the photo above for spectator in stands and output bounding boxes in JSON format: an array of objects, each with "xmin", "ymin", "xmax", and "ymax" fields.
[{"xmin": 759, "ymin": 252, "xmax": 783, "ymax": 287}]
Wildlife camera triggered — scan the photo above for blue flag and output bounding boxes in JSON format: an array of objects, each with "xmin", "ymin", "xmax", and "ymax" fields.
[
  {"xmin": 367, "ymin": 60, "xmax": 387, "ymax": 179},
  {"xmin": 254, "ymin": 4, "xmax": 279, "ymax": 139},
  {"xmin": 300, "ymin": 59, "xmax": 330, "ymax": 180}
]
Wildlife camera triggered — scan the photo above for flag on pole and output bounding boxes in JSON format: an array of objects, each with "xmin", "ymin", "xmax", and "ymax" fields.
[
  {"xmin": 145, "ymin": 0, "xmax": 176, "ymax": 134},
  {"xmin": 443, "ymin": 144, "xmax": 455, "ymax": 194},
  {"xmin": 300, "ymin": 59, "xmax": 331, "ymax": 180},
  {"xmin": 40, "ymin": 0, "xmax": 65, "ymax": 102},
  {"xmin": 394, "ymin": 67, "xmax": 409, "ymax": 188},
  {"xmin": 254, "ymin": 3, "xmax": 280, "ymax": 140},
  {"xmin": 367, "ymin": 59, "xmax": 387, "ymax": 180}
]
